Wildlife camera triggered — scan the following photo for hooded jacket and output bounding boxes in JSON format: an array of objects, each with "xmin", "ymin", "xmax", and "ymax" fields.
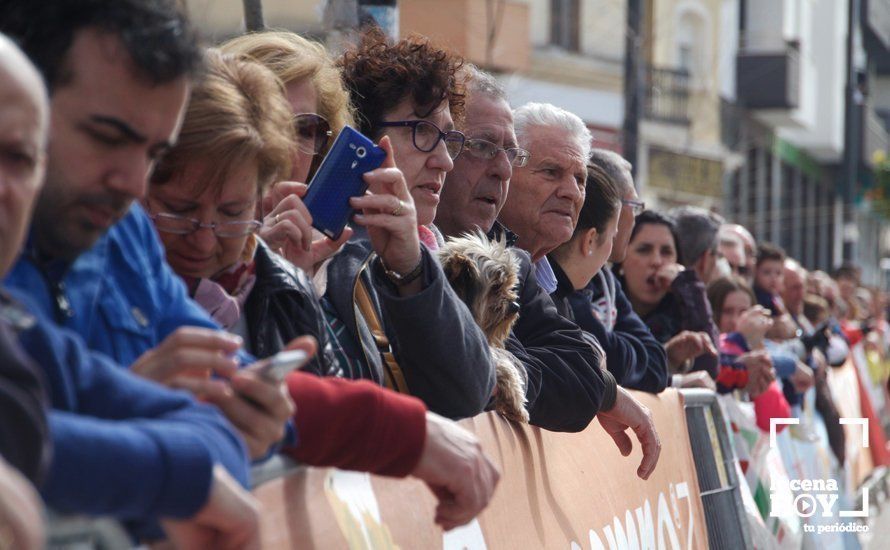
[{"xmin": 548, "ymin": 262, "xmax": 669, "ymax": 394}]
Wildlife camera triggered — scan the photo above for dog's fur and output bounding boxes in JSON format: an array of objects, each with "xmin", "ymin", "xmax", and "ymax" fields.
[{"xmin": 438, "ymin": 232, "xmax": 529, "ymax": 422}]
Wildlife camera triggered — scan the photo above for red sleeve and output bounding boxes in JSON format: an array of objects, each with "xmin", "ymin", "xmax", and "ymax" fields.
[
  {"xmin": 753, "ymin": 381, "xmax": 792, "ymax": 432},
  {"xmin": 283, "ymin": 372, "xmax": 428, "ymax": 477}
]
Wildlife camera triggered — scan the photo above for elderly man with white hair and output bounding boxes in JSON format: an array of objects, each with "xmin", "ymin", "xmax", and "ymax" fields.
[
  {"xmin": 440, "ymin": 96, "xmax": 660, "ymax": 473},
  {"xmin": 499, "ymin": 103, "xmax": 592, "ymax": 289}
]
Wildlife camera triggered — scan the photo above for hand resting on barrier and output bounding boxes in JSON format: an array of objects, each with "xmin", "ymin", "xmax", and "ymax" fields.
[
  {"xmin": 596, "ymin": 387, "xmax": 661, "ymax": 480},
  {"xmin": 410, "ymin": 412, "xmax": 500, "ymax": 531},
  {"xmin": 0, "ymin": 456, "xmax": 43, "ymax": 550},
  {"xmin": 259, "ymin": 180, "xmax": 353, "ymax": 276},
  {"xmin": 161, "ymin": 465, "xmax": 260, "ymax": 550}
]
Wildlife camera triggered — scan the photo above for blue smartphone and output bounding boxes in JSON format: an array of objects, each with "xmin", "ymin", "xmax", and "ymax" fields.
[{"xmin": 303, "ymin": 126, "xmax": 387, "ymax": 240}]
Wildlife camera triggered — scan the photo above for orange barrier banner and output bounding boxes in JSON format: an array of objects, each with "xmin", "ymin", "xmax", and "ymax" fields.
[
  {"xmin": 254, "ymin": 389, "xmax": 709, "ymax": 549},
  {"xmin": 827, "ymin": 358, "xmax": 874, "ymax": 487}
]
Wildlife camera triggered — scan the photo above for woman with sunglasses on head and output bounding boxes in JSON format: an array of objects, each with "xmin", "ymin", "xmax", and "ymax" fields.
[
  {"xmin": 144, "ymin": 49, "xmax": 341, "ymax": 380},
  {"xmin": 312, "ymin": 29, "xmax": 496, "ymax": 419},
  {"xmin": 221, "ymin": 31, "xmax": 356, "ymax": 274}
]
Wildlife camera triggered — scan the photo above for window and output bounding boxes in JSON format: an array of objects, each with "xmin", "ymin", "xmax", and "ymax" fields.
[
  {"xmin": 550, "ymin": 0, "xmax": 581, "ymax": 52},
  {"xmin": 676, "ymin": 11, "xmax": 703, "ymax": 77}
]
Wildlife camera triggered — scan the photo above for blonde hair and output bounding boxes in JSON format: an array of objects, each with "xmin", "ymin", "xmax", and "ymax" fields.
[
  {"xmin": 151, "ymin": 48, "xmax": 294, "ymax": 196},
  {"xmin": 221, "ymin": 30, "xmax": 355, "ymax": 157}
]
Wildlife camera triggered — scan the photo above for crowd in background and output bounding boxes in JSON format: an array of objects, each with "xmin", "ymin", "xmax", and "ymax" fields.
[{"xmin": 0, "ymin": 1, "xmax": 887, "ymax": 548}]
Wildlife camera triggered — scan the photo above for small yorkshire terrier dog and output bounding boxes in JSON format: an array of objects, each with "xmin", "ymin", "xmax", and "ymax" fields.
[{"xmin": 438, "ymin": 232, "xmax": 529, "ymax": 423}]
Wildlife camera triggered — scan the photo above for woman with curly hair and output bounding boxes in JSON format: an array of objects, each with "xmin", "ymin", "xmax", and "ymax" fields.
[{"xmin": 317, "ymin": 28, "xmax": 496, "ymax": 419}]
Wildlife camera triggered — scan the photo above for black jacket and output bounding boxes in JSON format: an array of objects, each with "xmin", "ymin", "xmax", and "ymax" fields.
[
  {"xmin": 0, "ymin": 291, "xmax": 50, "ymax": 483},
  {"xmin": 548, "ymin": 261, "xmax": 669, "ymax": 394},
  {"xmin": 487, "ymin": 224, "xmax": 615, "ymax": 432},
  {"xmin": 323, "ymin": 237, "xmax": 496, "ymax": 419},
  {"xmin": 615, "ymin": 268, "xmax": 719, "ymax": 379},
  {"xmin": 243, "ymin": 241, "xmax": 340, "ymax": 375}
]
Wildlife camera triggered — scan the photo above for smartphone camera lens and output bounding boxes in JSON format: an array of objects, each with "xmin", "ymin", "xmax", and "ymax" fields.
[{"xmin": 356, "ymin": 146, "xmax": 367, "ymax": 158}]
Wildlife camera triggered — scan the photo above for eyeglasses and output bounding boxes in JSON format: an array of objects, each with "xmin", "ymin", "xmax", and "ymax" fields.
[
  {"xmin": 463, "ymin": 138, "xmax": 530, "ymax": 167},
  {"xmin": 293, "ymin": 113, "xmax": 333, "ymax": 155},
  {"xmin": 150, "ymin": 212, "xmax": 262, "ymax": 238},
  {"xmin": 622, "ymin": 199, "xmax": 645, "ymax": 216},
  {"xmin": 377, "ymin": 119, "xmax": 465, "ymax": 160}
]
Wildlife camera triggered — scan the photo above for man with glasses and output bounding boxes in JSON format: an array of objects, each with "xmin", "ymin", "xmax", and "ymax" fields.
[
  {"xmin": 576, "ymin": 149, "xmax": 669, "ymax": 393},
  {"xmin": 434, "ymin": 67, "xmax": 660, "ymax": 481}
]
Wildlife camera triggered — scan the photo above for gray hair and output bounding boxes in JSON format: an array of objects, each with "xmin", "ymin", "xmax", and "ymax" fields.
[
  {"xmin": 670, "ymin": 206, "xmax": 724, "ymax": 267},
  {"xmin": 461, "ymin": 64, "xmax": 507, "ymax": 102},
  {"xmin": 513, "ymin": 102, "xmax": 591, "ymax": 161},
  {"xmin": 588, "ymin": 148, "xmax": 633, "ymax": 195},
  {"xmin": 717, "ymin": 228, "xmax": 743, "ymax": 250}
]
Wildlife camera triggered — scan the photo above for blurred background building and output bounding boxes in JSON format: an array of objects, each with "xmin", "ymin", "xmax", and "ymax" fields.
[{"xmin": 184, "ymin": 0, "xmax": 890, "ymax": 285}]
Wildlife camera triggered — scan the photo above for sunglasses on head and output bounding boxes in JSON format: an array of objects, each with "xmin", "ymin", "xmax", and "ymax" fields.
[{"xmin": 293, "ymin": 113, "xmax": 333, "ymax": 155}]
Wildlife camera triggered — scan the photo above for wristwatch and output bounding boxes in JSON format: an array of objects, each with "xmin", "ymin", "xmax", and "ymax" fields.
[{"xmin": 381, "ymin": 257, "xmax": 424, "ymax": 286}]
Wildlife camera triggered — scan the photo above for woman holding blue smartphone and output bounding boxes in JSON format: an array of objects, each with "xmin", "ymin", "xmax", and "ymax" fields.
[
  {"xmin": 314, "ymin": 29, "xmax": 497, "ymax": 419},
  {"xmin": 223, "ymin": 28, "xmax": 496, "ymax": 419}
]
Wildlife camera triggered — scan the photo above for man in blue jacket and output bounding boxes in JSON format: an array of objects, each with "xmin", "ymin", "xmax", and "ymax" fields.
[
  {"xmin": 2, "ymin": 0, "xmax": 295, "ymax": 461},
  {"xmin": 0, "ymin": 29, "xmax": 258, "ymax": 546}
]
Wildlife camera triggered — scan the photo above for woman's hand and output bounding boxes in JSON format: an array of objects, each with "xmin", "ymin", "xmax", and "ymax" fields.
[
  {"xmin": 664, "ymin": 330, "xmax": 716, "ymax": 370},
  {"xmin": 350, "ymin": 136, "xmax": 423, "ymax": 295},
  {"xmin": 654, "ymin": 263, "xmax": 684, "ymax": 292},
  {"xmin": 790, "ymin": 361, "xmax": 815, "ymax": 394},
  {"xmin": 259, "ymin": 181, "xmax": 352, "ymax": 275},
  {"xmin": 673, "ymin": 370, "xmax": 717, "ymax": 391},
  {"xmin": 738, "ymin": 350, "xmax": 774, "ymax": 398},
  {"xmin": 736, "ymin": 306, "xmax": 773, "ymax": 349}
]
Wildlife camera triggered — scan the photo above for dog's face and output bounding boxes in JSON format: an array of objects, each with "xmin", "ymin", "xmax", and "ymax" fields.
[{"xmin": 439, "ymin": 233, "xmax": 520, "ymax": 346}]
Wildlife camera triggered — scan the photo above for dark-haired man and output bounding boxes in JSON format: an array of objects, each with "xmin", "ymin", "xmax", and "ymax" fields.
[
  {"xmin": 0, "ymin": 29, "xmax": 259, "ymax": 546},
  {"xmin": 2, "ymin": 0, "xmax": 298, "ymax": 464}
]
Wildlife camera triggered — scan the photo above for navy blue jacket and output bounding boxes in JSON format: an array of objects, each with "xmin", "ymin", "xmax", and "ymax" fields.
[{"xmin": 548, "ymin": 262, "xmax": 669, "ymax": 393}]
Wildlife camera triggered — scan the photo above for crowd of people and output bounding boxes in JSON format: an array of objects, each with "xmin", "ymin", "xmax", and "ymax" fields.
[{"xmin": 0, "ymin": 1, "xmax": 887, "ymax": 548}]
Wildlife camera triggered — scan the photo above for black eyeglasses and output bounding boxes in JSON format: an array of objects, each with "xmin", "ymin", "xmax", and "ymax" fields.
[
  {"xmin": 463, "ymin": 138, "xmax": 530, "ymax": 167},
  {"xmin": 293, "ymin": 113, "xmax": 333, "ymax": 155},
  {"xmin": 377, "ymin": 119, "xmax": 465, "ymax": 160},
  {"xmin": 622, "ymin": 199, "xmax": 645, "ymax": 216},
  {"xmin": 150, "ymin": 212, "xmax": 262, "ymax": 238}
]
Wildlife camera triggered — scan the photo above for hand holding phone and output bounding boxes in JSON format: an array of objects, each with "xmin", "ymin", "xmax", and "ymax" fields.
[
  {"xmin": 245, "ymin": 349, "xmax": 310, "ymax": 384},
  {"xmin": 303, "ymin": 126, "xmax": 386, "ymax": 240}
]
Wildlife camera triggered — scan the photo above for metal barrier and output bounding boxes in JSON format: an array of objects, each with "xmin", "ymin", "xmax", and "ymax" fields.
[{"xmin": 681, "ymin": 388, "xmax": 753, "ymax": 550}]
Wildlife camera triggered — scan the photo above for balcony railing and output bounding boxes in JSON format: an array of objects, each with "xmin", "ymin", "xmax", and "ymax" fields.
[{"xmin": 644, "ymin": 65, "xmax": 691, "ymax": 125}]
